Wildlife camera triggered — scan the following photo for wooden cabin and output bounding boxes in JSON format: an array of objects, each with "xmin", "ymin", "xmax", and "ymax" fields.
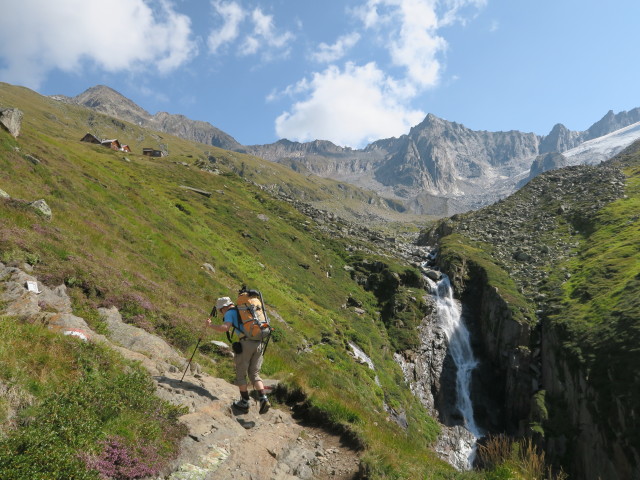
[
  {"xmin": 101, "ymin": 139, "xmax": 122, "ymax": 151},
  {"xmin": 142, "ymin": 148, "xmax": 163, "ymax": 157},
  {"xmin": 80, "ymin": 133, "xmax": 101, "ymax": 144}
]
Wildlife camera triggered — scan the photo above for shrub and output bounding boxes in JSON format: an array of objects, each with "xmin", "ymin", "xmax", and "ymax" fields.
[
  {"xmin": 477, "ymin": 435, "xmax": 567, "ymax": 480},
  {"xmin": 81, "ymin": 436, "xmax": 162, "ymax": 480},
  {"xmin": 0, "ymin": 320, "xmax": 186, "ymax": 480}
]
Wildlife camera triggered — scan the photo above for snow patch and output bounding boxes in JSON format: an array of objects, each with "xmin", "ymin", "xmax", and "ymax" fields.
[{"xmin": 563, "ymin": 121, "xmax": 640, "ymax": 165}]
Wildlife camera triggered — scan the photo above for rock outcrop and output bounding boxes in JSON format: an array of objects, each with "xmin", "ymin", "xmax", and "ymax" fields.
[{"xmin": 0, "ymin": 107, "xmax": 23, "ymax": 137}]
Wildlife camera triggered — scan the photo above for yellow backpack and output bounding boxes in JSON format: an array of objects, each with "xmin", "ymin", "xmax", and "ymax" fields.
[{"xmin": 234, "ymin": 287, "xmax": 273, "ymax": 341}]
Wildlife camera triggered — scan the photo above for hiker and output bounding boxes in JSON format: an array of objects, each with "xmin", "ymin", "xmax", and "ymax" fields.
[{"xmin": 206, "ymin": 296, "xmax": 271, "ymax": 414}]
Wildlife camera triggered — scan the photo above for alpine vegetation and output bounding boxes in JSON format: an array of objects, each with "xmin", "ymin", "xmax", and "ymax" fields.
[{"xmin": 0, "ymin": 81, "xmax": 638, "ymax": 480}]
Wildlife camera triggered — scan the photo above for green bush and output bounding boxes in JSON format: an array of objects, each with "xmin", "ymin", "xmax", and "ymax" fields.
[{"xmin": 0, "ymin": 318, "xmax": 186, "ymax": 480}]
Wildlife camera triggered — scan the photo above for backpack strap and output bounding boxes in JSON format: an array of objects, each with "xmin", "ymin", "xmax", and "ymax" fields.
[{"xmin": 225, "ymin": 306, "xmax": 246, "ymax": 342}]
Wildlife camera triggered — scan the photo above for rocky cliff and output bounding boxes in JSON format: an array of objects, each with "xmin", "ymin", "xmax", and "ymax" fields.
[
  {"xmin": 418, "ymin": 146, "xmax": 639, "ymax": 479},
  {"xmin": 248, "ymin": 110, "xmax": 640, "ymax": 215}
]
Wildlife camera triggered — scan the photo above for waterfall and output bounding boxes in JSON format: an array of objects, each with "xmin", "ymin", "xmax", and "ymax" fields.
[{"xmin": 426, "ymin": 271, "xmax": 483, "ymax": 467}]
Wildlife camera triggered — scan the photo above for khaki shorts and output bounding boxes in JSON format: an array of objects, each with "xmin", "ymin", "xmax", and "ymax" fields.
[{"xmin": 234, "ymin": 339, "xmax": 264, "ymax": 386}]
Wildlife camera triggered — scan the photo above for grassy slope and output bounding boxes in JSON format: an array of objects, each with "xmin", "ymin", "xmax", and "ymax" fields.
[
  {"xmin": 0, "ymin": 83, "xmax": 465, "ymax": 478},
  {"xmin": 546, "ymin": 151, "xmax": 640, "ymax": 446}
]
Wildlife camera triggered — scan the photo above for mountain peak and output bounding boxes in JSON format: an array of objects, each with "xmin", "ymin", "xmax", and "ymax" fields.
[
  {"xmin": 73, "ymin": 85, "xmax": 150, "ymax": 124},
  {"xmin": 70, "ymin": 85, "xmax": 241, "ymax": 150}
]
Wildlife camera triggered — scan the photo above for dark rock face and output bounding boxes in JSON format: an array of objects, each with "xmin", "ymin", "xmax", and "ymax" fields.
[
  {"xmin": 422, "ymin": 154, "xmax": 637, "ymax": 479},
  {"xmin": 527, "ymin": 152, "xmax": 567, "ymax": 178}
]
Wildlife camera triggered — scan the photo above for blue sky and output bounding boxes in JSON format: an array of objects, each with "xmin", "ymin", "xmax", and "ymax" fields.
[{"xmin": 1, "ymin": 0, "xmax": 638, "ymax": 148}]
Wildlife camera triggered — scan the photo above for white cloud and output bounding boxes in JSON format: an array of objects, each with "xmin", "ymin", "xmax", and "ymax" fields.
[
  {"xmin": 440, "ymin": 0, "xmax": 488, "ymax": 27},
  {"xmin": 208, "ymin": 2, "xmax": 294, "ymax": 59},
  {"xmin": 275, "ymin": 62, "xmax": 425, "ymax": 148},
  {"xmin": 207, "ymin": 0, "xmax": 247, "ymax": 53},
  {"xmin": 311, "ymin": 33, "xmax": 361, "ymax": 64},
  {"xmin": 354, "ymin": 0, "xmax": 444, "ymax": 88},
  {"xmin": 0, "ymin": 0, "xmax": 197, "ymax": 89},
  {"xmin": 276, "ymin": 0, "xmax": 486, "ymax": 147},
  {"xmin": 352, "ymin": 0, "xmax": 486, "ymax": 87}
]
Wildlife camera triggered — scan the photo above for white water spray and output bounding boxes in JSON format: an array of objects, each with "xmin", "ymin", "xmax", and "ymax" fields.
[{"xmin": 426, "ymin": 270, "xmax": 483, "ymax": 467}]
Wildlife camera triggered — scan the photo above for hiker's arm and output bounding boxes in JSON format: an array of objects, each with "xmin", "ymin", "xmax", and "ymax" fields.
[{"xmin": 206, "ymin": 318, "xmax": 232, "ymax": 333}]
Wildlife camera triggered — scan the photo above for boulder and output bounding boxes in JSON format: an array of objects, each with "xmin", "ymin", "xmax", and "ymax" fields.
[
  {"xmin": 0, "ymin": 108, "xmax": 23, "ymax": 138},
  {"xmin": 98, "ymin": 306, "xmax": 184, "ymax": 366},
  {"xmin": 202, "ymin": 263, "xmax": 215, "ymax": 274},
  {"xmin": 30, "ymin": 199, "xmax": 52, "ymax": 219},
  {"xmin": 424, "ymin": 269, "xmax": 442, "ymax": 281}
]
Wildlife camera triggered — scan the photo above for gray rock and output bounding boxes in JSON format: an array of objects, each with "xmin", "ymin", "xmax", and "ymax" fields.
[
  {"xmin": 424, "ymin": 269, "xmax": 441, "ymax": 281},
  {"xmin": 98, "ymin": 306, "xmax": 183, "ymax": 366},
  {"xmin": 30, "ymin": 199, "xmax": 52, "ymax": 219},
  {"xmin": 0, "ymin": 108, "xmax": 23, "ymax": 137},
  {"xmin": 202, "ymin": 263, "xmax": 215, "ymax": 274},
  {"xmin": 0, "ymin": 188, "xmax": 9, "ymax": 198},
  {"xmin": 25, "ymin": 154, "xmax": 40, "ymax": 165}
]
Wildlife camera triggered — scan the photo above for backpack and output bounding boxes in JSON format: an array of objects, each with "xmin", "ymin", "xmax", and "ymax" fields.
[{"xmin": 232, "ymin": 286, "xmax": 273, "ymax": 341}]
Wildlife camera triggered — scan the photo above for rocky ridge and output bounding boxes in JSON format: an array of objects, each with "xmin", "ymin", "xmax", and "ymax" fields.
[
  {"xmin": 419, "ymin": 159, "xmax": 627, "ymax": 308},
  {"xmin": 0, "ymin": 263, "xmax": 361, "ymax": 480},
  {"xmin": 54, "ymin": 85, "xmax": 242, "ymax": 151},
  {"xmin": 247, "ymin": 110, "xmax": 640, "ymax": 215}
]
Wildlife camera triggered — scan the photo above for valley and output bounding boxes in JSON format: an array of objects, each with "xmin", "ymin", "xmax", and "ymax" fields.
[{"xmin": 1, "ymin": 82, "xmax": 638, "ymax": 480}]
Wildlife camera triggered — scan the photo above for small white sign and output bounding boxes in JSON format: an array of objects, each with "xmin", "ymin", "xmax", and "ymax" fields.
[
  {"xmin": 26, "ymin": 280, "xmax": 41, "ymax": 294},
  {"xmin": 63, "ymin": 329, "xmax": 89, "ymax": 341}
]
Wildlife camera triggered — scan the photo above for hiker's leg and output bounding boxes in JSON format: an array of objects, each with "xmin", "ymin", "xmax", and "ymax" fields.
[
  {"xmin": 249, "ymin": 347, "xmax": 270, "ymax": 414},
  {"xmin": 238, "ymin": 384, "xmax": 250, "ymax": 401},
  {"xmin": 234, "ymin": 343, "xmax": 251, "ymax": 388},
  {"xmin": 247, "ymin": 342, "xmax": 264, "ymax": 389}
]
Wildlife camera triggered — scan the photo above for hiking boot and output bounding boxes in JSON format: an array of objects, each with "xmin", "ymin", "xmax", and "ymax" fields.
[
  {"xmin": 259, "ymin": 395, "xmax": 271, "ymax": 414},
  {"xmin": 233, "ymin": 398, "xmax": 250, "ymax": 411}
]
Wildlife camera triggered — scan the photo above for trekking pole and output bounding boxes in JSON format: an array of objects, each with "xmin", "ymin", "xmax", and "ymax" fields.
[
  {"xmin": 262, "ymin": 335, "xmax": 272, "ymax": 357},
  {"xmin": 181, "ymin": 305, "xmax": 216, "ymax": 382}
]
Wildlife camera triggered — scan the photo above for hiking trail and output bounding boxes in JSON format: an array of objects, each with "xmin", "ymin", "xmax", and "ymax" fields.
[{"xmin": 0, "ymin": 263, "xmax": 361, "ymax": 480}]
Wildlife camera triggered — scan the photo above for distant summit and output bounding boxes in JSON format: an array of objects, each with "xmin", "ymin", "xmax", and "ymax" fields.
[
  {"xmin": 56, "ymin": 85, "xmax": 242, "ymax": 151},
  {"xmin": 247, "ymin": 109, "xmax": 640, "ymax": 214}
]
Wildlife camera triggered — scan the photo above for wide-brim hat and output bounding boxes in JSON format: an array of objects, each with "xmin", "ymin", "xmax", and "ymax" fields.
[{"xmin": 216, "ymin": 296, "xmax": 233, "ymax": 310}]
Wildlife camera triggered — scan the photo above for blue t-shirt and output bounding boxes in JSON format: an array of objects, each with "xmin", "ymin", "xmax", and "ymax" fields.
[{"xmin": 222, "ymin": 308, "xmax": 243, "ymax": 335}]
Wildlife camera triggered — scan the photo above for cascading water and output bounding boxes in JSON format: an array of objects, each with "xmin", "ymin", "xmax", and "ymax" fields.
[{"xmin": 424, "ymin": 266, "xmax": 483, "ymax": 468}]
